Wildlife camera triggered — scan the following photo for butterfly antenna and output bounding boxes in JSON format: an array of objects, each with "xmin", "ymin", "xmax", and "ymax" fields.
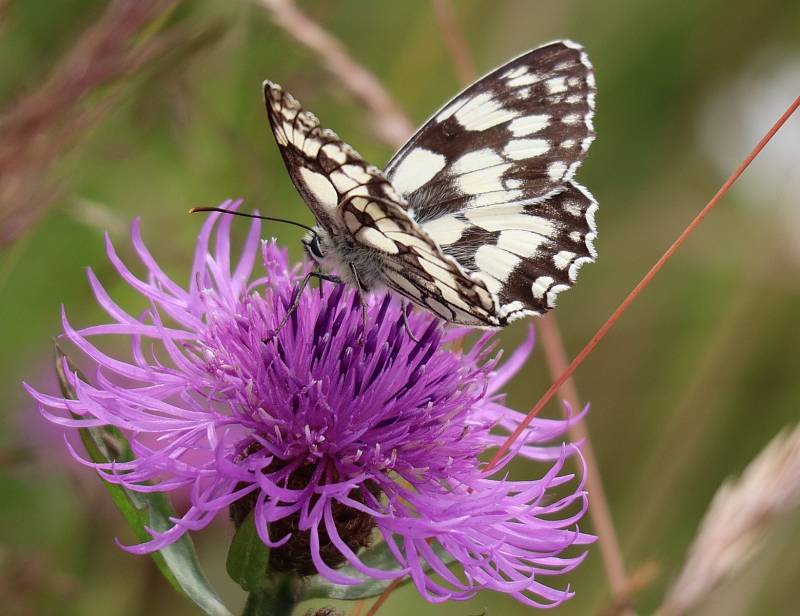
[{"xmin": 189, "ymin": 206, "xmax": 318, "ymax": 236}]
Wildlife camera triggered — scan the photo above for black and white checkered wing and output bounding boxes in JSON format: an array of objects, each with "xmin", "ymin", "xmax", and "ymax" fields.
[
  {"xmin": 385, "ymin": 40, "xmax": 598, "ymax": 321},
  {"xmin": 437, "ymin": 180, "xmax": 598, "ymax": 319},
  {"xmin": 340, "ymin": 194, "xmax": 499, "ymax": 326},
  {"xmin": 264, "ymin": 80, "xmax": 400, "ymax": 233}
]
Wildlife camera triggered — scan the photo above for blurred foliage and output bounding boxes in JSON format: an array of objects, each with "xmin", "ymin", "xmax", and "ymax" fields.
[{"xmin": 1, "ymin": 1, "xmax": 799, "ymax": 615}]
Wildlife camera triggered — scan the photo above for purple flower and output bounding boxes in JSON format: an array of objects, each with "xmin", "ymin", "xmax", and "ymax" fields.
[{"xmin": 26, "ymin": 200, "xmax": 593, "ymax": 607}]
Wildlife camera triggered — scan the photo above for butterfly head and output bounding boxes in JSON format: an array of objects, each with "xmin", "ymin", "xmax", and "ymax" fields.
[{"xmin": 301, "ymin": 227, "xmax": 328, "ymax": 263}]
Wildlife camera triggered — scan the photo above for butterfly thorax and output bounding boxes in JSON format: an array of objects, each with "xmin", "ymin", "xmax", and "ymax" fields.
[{"xmin": 303, "ymin": 227, "xmax": 386, "ymax": 292}]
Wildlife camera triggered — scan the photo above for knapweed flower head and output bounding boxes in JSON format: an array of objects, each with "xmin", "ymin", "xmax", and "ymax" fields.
[{"xmin": 27, "ymin": 200, "xmax": 593, "ymax": 607}]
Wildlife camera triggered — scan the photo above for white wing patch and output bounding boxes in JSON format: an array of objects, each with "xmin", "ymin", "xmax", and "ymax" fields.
[
  {"xmin": 496, "ymin": 229, "xmax": 549, "ymax": 258},
  {"xmin": 532, "ymin": 276, "xmax": 554, "ymax": 299},
  {"xmin": 463, "ymin": 205, "xmax": 557, "ymax": 235},
  {"xmin": 298, "ymin": 167, "xmax": 338, "ymax": 211},
  {"xmin": 390, "ymin": 148, "xmax": 447, "ymax": 195},
  {"xmin": 504, "ymin": 138, "xmax": 550, "ymax": 160},
  {"xmin": 456, "ymin": 163, "xmax": 512, "ymax": 196},
  {"xmin": 553, "ymin": 250, "xmax": 576, "ymax": 270},
  {"xmin": 508, "ymin": 114, "xmax": 551, "ymax": 136},
  {"xmin": 419, "ymin": 214, "xmax": 469, "ymax": 245},
  {"xmin": 451, "ymin": 149, "xmax": 504, "ymax": 175},
  {"xmin": 547, "ymin": 161, "xmax": 568, "ymax": 181},
  {"xmin": 453, "ymin": 92, "xmax": 518, "ymax": 131},
  {"xmin": 474, "ymin": 244, "xmax": 521, "ymax": 290}
]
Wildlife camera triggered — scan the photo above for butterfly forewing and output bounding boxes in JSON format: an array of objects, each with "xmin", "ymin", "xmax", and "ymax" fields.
[
  {"xmin": 263, "ymin": 81, "xmax": 401, "ymax": 231},
  {"xmin": 385, "ymin": 41, "xmax": 595, "ymax": 217}
]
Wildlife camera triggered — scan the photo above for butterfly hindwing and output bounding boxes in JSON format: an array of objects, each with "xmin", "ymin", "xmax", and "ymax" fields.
[
  {"xmin": 341, "ymin": 194, "xmax": 500, "ymax": 326},
  {"xmin": 422, "ymin": 181, "xmax": 597, "ymax": 320}
]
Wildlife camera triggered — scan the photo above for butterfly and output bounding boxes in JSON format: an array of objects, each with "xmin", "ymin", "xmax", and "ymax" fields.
[{"xmin": 263, "ymin": 40, "xmax": 597, "ymax": 328}]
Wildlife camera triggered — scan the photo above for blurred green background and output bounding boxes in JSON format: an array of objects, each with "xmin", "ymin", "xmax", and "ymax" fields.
[{"xmin": 1, "ymin": 1, "xmax": 799, "ymax": 614}]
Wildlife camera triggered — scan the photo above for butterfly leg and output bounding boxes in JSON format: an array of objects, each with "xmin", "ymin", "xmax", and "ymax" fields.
[
  {"xmin": 400, "ymin": 301, "xmax": 420, "ymax": 343},
  {"xmin": 347, "ymin": 264, "xmax": 369, "ymax": 344},
  {"xmin": 267, "ymin": 271, "xmax": 343, "ymax": 341}
]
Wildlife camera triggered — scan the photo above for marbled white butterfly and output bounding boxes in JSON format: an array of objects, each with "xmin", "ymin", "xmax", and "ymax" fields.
[{"xmin": 264, "ymin": 40, "xmax": 597, "ymax": 327}]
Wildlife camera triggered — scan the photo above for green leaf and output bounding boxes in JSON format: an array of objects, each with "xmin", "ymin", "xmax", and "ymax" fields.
[
  {"xmin": 226, "ymin": 510, "xmax": 271, "ymax": 592},
  {"xmin": 55, "ymin": 345, "xmax": 233, "ymax": 616},
  {"xmin": 300, "ymin": 540, "xmax": 454, "ymax": 601}
]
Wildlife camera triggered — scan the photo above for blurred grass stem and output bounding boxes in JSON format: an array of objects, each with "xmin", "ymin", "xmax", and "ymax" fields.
[
  {"xmin": 624, "ymin": 245, "xmax": 769, "ymax": 556},
  {"xmin": 538, "ymin": 314, "xmax": 632, "ymax": 611},
  {"xmin": 255, "ymin": 0, "xmax": 414, "ymax": 148},
  {"xmin": 431, "ymin": 0, "xmax": 476, "ymax": 85},
  {"xmin": 487, "ymin": 95, "xmax": 800, "ymax": 469},
  {"xmin": 0, "ymin": 0, "xmax": 180, "ymax": 246}
]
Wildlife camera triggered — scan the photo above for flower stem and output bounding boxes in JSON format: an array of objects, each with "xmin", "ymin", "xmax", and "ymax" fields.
[{"xmin": 242, "ymin": 575, "xmax": 298, "ymax": 616}]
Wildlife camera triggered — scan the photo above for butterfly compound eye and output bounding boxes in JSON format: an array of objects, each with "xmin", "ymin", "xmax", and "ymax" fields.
[{"xmin": 303, "ymin": 234, "xmax": 325, "ymax": 262}]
